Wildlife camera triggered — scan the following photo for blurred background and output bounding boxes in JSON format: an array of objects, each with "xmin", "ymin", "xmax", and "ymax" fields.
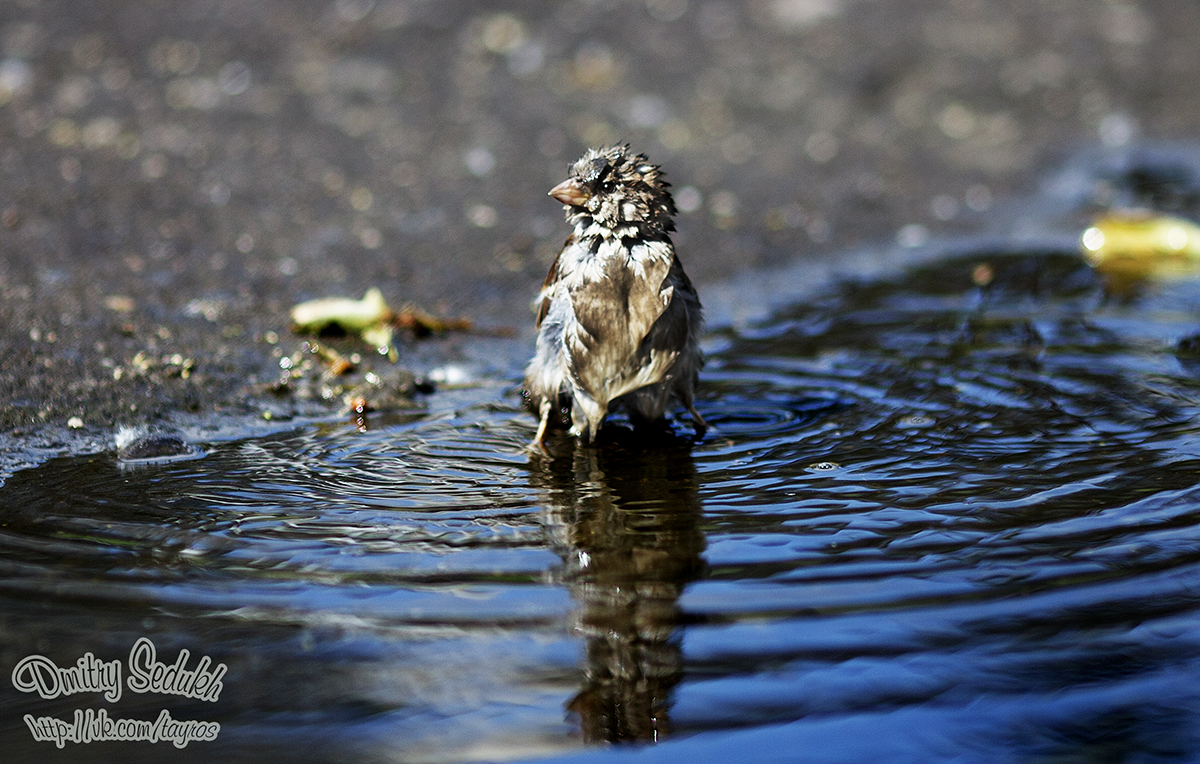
[{"xmin": 0, "ymin": 0, "xmax": 1197, "ymax": 428}]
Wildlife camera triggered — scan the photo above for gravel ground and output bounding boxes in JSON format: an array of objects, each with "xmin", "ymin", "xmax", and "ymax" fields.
[{"xmin": 0, "ymin": 0, "xmax": 1197, "ymax": 444}]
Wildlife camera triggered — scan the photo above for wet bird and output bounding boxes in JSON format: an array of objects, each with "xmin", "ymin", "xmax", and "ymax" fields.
[{"xmin": 524, "ymin": 145, "xmax": 706, "ymax": 452}]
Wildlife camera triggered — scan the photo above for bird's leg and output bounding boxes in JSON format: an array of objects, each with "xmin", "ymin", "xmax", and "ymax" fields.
[
  {"xmin": 528, "ymin": 399, "xmax": 553, "ymax": 457},
  {"xmin": 570, "ymin": 393, "xmax": 605, "ymax": 446},
  {"xmin": 685, "ymin": 399, "xmax": 708, "ymax": 438}
]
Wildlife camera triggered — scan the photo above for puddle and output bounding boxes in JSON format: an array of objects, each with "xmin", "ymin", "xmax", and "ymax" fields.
[{"xmin": 6, "ymin": 150, "xmax": 1200, "ymax": 762}]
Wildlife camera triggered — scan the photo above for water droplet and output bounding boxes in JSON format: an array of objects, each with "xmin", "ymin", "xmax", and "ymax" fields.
[{"xmin": 806, "ymin": 461, "xmax": 839, "ymax": 471}]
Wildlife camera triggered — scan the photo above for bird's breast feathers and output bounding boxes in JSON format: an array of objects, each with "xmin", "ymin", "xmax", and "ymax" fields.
[{"xmin": 556, "ymin": 236, "xmax": 672, "ymax": 286}]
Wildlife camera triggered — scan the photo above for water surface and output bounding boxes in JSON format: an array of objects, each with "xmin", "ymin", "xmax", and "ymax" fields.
[{"xmin": 5, "ymin": 246, "xmax": 1200, "ymax": 763}]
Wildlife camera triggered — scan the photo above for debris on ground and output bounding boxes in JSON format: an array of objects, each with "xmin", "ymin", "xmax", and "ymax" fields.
[
  {"xmin": 267, "ymin": 337, "xmax": 433, "ymax": 429},
  {"xmin": 289, "ymin": 288, "xmax": 488, "ymax": 363},
  {"xmin": 291, "ymin": 288, "xmax": 392, "ymax": 334}
]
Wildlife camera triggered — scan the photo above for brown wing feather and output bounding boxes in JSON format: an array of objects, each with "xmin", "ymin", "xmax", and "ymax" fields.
[{"xmin": 568, "ymin": 246, "xmax": 674, "ymax": 403}]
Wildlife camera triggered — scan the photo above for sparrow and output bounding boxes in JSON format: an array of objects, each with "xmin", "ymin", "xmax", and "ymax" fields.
[{"xmin": 524, "ymin": 145, "xmax": 706, "ymax": 452}]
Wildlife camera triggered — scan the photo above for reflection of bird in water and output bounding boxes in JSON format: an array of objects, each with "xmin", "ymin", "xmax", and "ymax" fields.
[
  {"xmin": 524, "ymin": 146, "xmax": 706, "ymax": 453},
  {"xmin": 532, "ymin": 432, "xmax": 705, "ymax": 744}
]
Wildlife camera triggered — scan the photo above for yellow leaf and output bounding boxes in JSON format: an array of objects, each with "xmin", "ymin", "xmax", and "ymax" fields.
[
  {"xmin": 1081, "ymin": 210, "xmax": 1200, "ymax": 281},
  {"xmin": 290, "ymin": 288, "xmax": 391, "ymax": 333}
]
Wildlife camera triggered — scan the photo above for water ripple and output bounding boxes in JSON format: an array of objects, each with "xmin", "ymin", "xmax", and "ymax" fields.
[{"xmin": 6, "ymin": 250, "xmax": 1200, "ymax": 760}]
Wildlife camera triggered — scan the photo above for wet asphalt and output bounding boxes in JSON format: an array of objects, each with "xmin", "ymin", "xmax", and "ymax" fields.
[{"xmin": 0, "ymin": 0, "xmax": 1197, "ymax": 451}]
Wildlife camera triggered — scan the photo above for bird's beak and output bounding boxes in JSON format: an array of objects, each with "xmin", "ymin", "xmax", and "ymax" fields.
[{"xmin": 548, "ymin": 178, "xmax": 591, "ymax": 207}]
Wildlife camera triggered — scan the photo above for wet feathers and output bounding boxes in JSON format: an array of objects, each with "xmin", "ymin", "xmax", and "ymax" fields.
[{"xmin": 524, "ymin": 145, "xmax": 706, "ymax": 451}]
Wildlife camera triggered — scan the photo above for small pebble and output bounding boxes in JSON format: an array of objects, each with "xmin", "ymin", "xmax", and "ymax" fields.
[{"xmin": 115, "ymin": 425, "xmax": 192, "ymax": 460}]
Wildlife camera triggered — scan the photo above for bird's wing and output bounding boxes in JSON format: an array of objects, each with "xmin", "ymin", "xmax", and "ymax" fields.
[
  {"xmin": 534, "ymin": 235, "xmax": 573, "ymax": 328},
  {"xmin": 568, "ymin": 240, "xmax": 677, "ymax": 403}
]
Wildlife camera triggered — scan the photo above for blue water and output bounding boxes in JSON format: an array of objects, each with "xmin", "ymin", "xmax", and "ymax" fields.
[{"xmin": 4, "ymin": 246, "xmax": 1200, "ymax": 763}]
